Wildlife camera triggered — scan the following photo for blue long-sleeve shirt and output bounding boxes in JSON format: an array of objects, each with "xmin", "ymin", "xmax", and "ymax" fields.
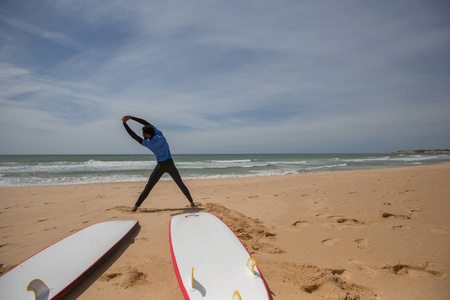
[{"xmin": 123, "ymin": 117, "xmax": 172, "ymax": 162}]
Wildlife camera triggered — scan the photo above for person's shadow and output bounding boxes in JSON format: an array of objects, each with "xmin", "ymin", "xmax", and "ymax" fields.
[{"xmin": 135, "ymin": 205, "xmax": 204, "ymax": 216}]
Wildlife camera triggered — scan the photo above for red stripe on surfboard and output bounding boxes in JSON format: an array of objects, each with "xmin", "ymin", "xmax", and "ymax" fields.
[
  {"xmin": 208, "ymin": 213, "xmax": 271, "ymax": 300},
  {"xmin": 169, "ymin": 216, "xmax": 191, "ymax": 300}
]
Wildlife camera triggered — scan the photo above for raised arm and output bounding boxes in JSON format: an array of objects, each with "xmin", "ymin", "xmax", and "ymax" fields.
[
  {"xmin": 130, "ymin": 116, "xmax": 152, "ymax": 126},
  {"xmin": 122, "ymin": 115, "xmax": 143, "ymax": 144}
]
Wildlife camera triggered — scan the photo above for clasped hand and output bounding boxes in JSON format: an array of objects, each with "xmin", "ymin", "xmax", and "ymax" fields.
[{"xmin": 122, "ymin": 115, "xmax": 133, "ymax": 124}]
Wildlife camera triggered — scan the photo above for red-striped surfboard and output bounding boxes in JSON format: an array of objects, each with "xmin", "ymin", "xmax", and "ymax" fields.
[
  {"xmin": 0, "ymin": 220, "xmax": 139, "ymax": 300},
  {"xmin": 170, "ymin": 213, "xmax": 270, "ymax": 300}
]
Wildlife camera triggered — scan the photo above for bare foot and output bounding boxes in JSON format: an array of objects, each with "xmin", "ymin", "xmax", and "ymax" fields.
[{"xmin": 128, "ymin": 205, "xmax": 138, "ymax": 212}]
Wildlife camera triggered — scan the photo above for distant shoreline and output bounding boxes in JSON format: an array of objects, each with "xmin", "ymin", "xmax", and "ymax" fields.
[{"xmin": 392, "ymin": 149, "xmax": 450, "ymax": 154}]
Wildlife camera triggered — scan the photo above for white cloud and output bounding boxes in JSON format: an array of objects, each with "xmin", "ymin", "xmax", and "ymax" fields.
[
  {"xmin": 0, "ymin": 1, "xmax": 449, "ymax": 154},
  {"xmin": 0, "ymin": 13, "xmax": 87, "ymax": 51}
]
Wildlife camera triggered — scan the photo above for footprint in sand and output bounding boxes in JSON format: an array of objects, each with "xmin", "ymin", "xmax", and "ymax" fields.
[
  {"xmin": 383, "ymin": 264, "xmax": 444, "ymax": 278},
  {"xmin": 102, "ymin": 272, "xmax": 122, "ymax": 281},
  {"xmin": 407, "ymin": 207, "xmax": 422, "ymax": 213},
  {"xmin": 355, "ymin": 238, "xmax": 370, "ymax": 250},
  {"xmin": 348, "ymin": 259, "xmax": 377, "ymax": 277},
  {"xmin": 321, "ymin": 238, "xmax": 339, "ymax": 247},
  {"xmin": 101, "ymin": 268, "xmax": 148, "ymax": 288},
  {"xmin": 326, "ymin": 215, "xmax": 345, "ymax": 219},
  {"xmin": 381, "ymin": 212, "xmax": 411, "ymax": 220},
  {"xmin": 399, "ymin": 189, "xmax": 415, "ymax": 194},
  {"xmin": 292, "ymin": 220, "xmax": 309, "ymax": 228},
  {"xmin": 392, "ymin": 225, "xmax": 411, "ymax": 231},
  {"xmin": 336, "ymin": 218, "xmax": 365, "ymax": 225},
  {"xmin": 44, "ymin": 227, "xmax": 57, "ymax": 232}
]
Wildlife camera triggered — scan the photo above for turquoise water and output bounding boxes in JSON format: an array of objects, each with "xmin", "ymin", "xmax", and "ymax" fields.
[{"xmin": 0, "ymin": 153, "xmax": 449, "ymax": 187}]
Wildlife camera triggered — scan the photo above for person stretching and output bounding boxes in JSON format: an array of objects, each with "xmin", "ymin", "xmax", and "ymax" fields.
[{"xmin": 122, "ymin": 115, "xmax": 195, "ymax": 212}]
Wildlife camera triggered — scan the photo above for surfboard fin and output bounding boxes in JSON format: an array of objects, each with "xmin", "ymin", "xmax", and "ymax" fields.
[
  {"xmin": 232, "ymin": 290, "xmax": 242, "ymax": 300},
  {"xmin": 246, "ymin": 257, "xmax": 258, "ymax": 277},
  {"xmin": 190, "ymin": 267, "xmax": 195, "ymax": 291},
  {"xmin": 27, "ymin": 279, "xmax": 49, "ymax": 300}
]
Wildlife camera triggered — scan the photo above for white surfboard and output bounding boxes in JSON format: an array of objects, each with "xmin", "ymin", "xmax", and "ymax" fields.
[
  {"xmin": 170, "ymin": 213, "xmax": 270, "ymax": 300},
  {"xmin": 0, "ymin": 220, "xmax": 139, "ymax": 300}
]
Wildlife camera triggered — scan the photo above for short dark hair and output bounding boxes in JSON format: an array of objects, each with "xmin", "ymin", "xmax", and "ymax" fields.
[{"xmin": 142, "ymin": 125, "xmax": 155, "ymax": 136}]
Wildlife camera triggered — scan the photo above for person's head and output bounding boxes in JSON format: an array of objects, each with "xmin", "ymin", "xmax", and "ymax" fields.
[{"xmin": 142, "ymin": 125, "xmax": 155, "ymax": 140}]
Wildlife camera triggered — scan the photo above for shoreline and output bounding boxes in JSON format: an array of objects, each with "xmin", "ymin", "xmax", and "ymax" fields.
[
  {"xmin": 1, "ymin": 162, "xmax": 449, "ymax": 189},
  {"xmin": 1, "ymin": 164, "xmax": 449, "ymax": 299},
  {"xmin": 2, "ymin": 152, "xmax": 449, "ymax": 188}
]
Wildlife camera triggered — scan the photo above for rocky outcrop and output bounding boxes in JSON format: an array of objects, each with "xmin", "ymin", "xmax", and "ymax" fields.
[{"xmin": 392, "ymin": 149, "xmax": 450, "ymax": 154}]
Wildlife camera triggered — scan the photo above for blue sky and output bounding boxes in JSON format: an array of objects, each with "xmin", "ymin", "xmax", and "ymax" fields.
[{"xmin": 1, "ymin": 0, "xmax": 449, "ymax": 154}]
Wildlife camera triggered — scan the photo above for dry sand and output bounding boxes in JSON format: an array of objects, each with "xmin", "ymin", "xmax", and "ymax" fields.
[{"xmin": 1, "ymin": 164, "xmax": 449, "ymax": 299}]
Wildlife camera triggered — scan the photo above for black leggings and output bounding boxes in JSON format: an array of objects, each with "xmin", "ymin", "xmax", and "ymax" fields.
[{"xmin": 135, "ymin": 159, "xmax": 193, "ymax": 207}]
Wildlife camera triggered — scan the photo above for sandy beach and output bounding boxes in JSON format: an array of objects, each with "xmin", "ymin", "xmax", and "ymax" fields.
[{"xmin": 1, "ymin": 164, "xmax": 449, "ymax": 299}]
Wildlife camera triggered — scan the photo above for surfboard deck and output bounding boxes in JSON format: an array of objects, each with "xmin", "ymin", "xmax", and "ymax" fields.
[
  {"xmin": 0, "ymin": 220, "xmax": 139, "ymax": 300},
  {"xmin": 170, "ymin": 213, "xmax": 270, "ymax": 300}
]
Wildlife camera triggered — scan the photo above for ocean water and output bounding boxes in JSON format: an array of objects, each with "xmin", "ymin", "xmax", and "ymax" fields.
[{"xmin": 0, "ymin": 153, "xmax": 449, "ymax": 187}]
